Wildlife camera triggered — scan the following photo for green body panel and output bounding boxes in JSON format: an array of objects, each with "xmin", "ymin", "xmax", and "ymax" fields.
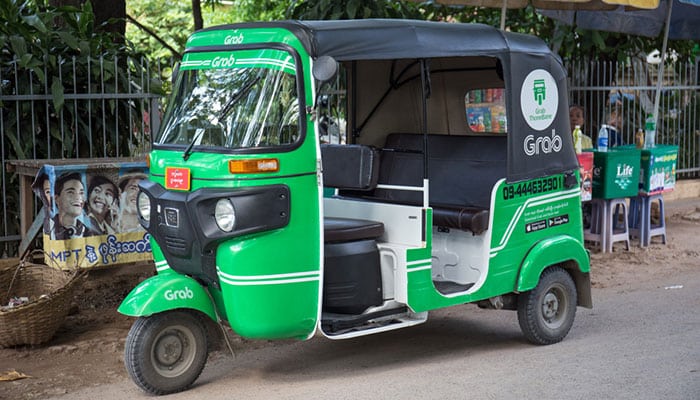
[
  {"xmin": 406, "ymin": 174, "xmax": 589, "ymax": 312},
  {"xmin": 215, "ymin": 172, "xmax": 320, "ymax": 339},
  {"xmin": 142, "ymin": 26, "xmax": 322, "ymax": 340},
  {"xmin": 117, "ymin": 271, "xmax": 217, "ymax": 321},
  {"xmin": 517, "ymin": 234, "xmax": 590, "ymax": 292},
  {"xmin": 486, "ymin": 175, "xmax": 586, "ymax": 295}
]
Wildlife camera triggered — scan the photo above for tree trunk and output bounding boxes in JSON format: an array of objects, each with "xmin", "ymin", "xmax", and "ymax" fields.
[
  {"xmin": 192, "ymin": 0, "xmax": 203, "ymax": 31},
  {"xmin": 48, "ymin": 0, "xmax": 126, "ymax": 42},
  {"xmin": 90, "ymin": 0, "xmax": 126, "ymax": 43}
]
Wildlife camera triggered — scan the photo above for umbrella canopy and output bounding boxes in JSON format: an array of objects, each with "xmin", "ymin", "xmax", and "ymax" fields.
[
  {"xmin": 539, "ymin": 0, "xmax": 700, "ymax": 39},
  {"xmin": 414, "ymin": 0, "xmax": 659, "ymax": 29}
]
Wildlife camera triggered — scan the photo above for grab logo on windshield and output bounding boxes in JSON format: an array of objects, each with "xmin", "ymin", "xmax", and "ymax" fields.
[
  {"xmin": 212, "ymin": 54, "xmax": 236, "ymax": 68},
  {"xmin": 520, "ymin": 69, "xmax": 558, "ymax": 131}
]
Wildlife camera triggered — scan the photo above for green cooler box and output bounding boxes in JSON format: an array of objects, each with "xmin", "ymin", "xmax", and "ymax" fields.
[
  {"xmin": 592, "ymin": 148, "xmax": 641, "ymax": 199},
  {"xmin": 639, "ymin": 145, "xmax": 678, "ymax": 194}
]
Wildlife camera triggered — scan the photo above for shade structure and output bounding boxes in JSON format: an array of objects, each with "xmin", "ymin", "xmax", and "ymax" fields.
[
  {"xmin": 412, "ymin": 0, "xmax": 659, "ymax": 29},
  {"xmin": 539, "ymin": 0, "xmax": 700, "ymax": 39}
]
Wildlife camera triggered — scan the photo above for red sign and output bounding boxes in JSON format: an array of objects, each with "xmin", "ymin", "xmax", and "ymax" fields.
[
  {"xmin": 165, "ymin": 167, "xmax": 191, "ymax": 191},
  {"xmin": 577, "ymin": 152, "xmax": 593, "ymax": 202}
]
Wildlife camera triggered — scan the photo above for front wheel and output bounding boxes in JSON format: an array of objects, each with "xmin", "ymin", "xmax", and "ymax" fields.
[
  {"xmin": 517, "ymin": 266, "xmax": 577, "ymax": 345},
  {"xmin": 124, "ymin": 310, "xmax": 209, "ymax": 395}
]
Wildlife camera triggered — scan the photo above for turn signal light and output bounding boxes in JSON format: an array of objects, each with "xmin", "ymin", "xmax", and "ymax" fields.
[{"xmin": 229, "ymin": 158, "xmax": 279, "ymax": 174}]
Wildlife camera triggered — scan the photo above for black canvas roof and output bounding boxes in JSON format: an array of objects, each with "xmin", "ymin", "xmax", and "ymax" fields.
[
  {"xmin": 297, "ymin": 19, "xmax": 551, "ymax": 60},
  {"xmin": 198, "ymin": 19, "xmax": 552, "ymax": 61}
]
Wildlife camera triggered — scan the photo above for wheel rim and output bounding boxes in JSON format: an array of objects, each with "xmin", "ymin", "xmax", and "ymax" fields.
[
  {"xmin": 540, "ymin": 283, "xmax": 568, "ymax": 329},
  {"xmin": 151, "ymin": 325, "xmax": 197, "ymax": 378}
]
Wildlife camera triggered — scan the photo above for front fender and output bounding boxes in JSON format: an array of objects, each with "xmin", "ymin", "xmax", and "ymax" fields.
[
  {"xmin": 118, "ymin": 271, "xmax": 218, "ymax": 321},
  {"xmin": 517, "ymin": 235, "xmax": 592, "ymax": 308}
]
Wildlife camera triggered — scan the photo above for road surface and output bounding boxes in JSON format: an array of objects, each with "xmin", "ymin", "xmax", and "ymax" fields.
[{"xmin": 56, "ymin": 268, "xmax": 700, "ymax": 400}]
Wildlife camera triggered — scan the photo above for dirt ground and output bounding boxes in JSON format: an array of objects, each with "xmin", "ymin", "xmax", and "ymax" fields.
[{"xmin": 1, "ymin": 198, "xmax": 699, "ymax": 400}]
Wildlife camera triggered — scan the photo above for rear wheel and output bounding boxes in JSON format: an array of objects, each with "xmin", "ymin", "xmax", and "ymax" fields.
[
  {"xmin": 124, "ymin": 310, "xmax": 208, "ymax": 395},
  {"xmin": 517, "ymin": 266, "xmax": 577, "ymax": 345}
]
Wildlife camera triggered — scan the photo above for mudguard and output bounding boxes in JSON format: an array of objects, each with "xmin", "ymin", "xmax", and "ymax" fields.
[
  {"xmin": 517, "ymin": 235, "xmax": 592, "ymax": 307},
  {"xmin": 117, "ymin": 271, "xmax": 218, "ymax": 321}
]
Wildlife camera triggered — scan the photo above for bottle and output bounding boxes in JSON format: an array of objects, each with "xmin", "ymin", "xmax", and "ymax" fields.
[
  {"xmin": 573, "ymin": 125, "xmax": 582, "ymax": 154},
  {"xmin": 635, "ymin": 128, "xmax": 644, "ymax": 149},
  {"xmin": 597, "ymin": 125, "xmax": 608, "ymax": 152},
  {"xmin": 644, "ymin": 114, "xmax": 656, "ymax": 149}
]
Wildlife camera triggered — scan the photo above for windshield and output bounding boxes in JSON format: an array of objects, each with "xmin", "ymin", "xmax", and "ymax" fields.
[{"xmin": 155, "ymin": 49, "xmax": 301, "ymax": 151}]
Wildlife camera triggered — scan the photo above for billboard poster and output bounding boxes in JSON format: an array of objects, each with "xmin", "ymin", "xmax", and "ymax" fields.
[{"xmin": 31, "ymin": 162, "xmax": 152, "ymax": 269}]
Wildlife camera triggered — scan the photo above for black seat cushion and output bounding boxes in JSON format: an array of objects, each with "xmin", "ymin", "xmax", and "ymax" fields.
[
  {"xmin": 324, "ymin": 217, "xmax": 384, "ymax": 243},
  {"xmin": 432, "ymin": 205, "xmax": 490, "ymax": 235}
]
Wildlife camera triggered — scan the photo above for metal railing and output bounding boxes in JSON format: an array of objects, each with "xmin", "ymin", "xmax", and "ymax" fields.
[
  {"xmin": 567, "ymin": 57, "xmax": 700, "ymax": 178},
  {"xmin": 0, "ymin": 55, "xmax": 167, "ymax": 257}
]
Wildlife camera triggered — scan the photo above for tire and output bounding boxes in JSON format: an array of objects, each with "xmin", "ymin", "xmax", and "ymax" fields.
[
  {"xmin": 124, "ymin": 310, "xmax": 209, "ymax": 395},
  {"xmin": 517, "ymin": 266, "xmax": 577, "ymax": 345}
]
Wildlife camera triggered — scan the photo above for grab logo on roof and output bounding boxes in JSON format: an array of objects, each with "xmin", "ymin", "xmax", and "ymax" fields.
[
  {"xmin": 520, "ymin": 69, "xmax": 558, "ymax": 131},
  {"xmin": 224, "ymin": 33, "xmax": 245, "ymax": 45}
]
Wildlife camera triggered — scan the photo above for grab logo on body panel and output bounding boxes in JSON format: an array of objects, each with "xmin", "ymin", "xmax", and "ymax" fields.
[
  {"xmin": 521, "ymin": 69, "xmax": 562, "ymax": 156},
  {"xmin": 164, "ymin": 287, "xmax": 194, "ymax": 301}
]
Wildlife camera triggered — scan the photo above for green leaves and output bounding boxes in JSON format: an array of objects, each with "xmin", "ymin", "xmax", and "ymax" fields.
[
  {"xmin": 1, "ymin": 0, "xmax": 161, "ymax": 160},
  {"xmin": 9, "ymin": 35, "xmax": 28, "ymax": 58},
  {"xmin": 51, "ymin": 79, "xmax": 65, "ymax": 111},
  {"xmin": 22, "ymin": 14, "xmax": 47, "ymax": 33},
  {"xmin": 56, "ymin": 32, "xmax": 80, "ymax": 51}
]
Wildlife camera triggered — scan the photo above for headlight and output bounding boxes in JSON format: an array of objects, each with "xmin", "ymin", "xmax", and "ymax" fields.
[
  {"xmin": 214, "ymin": 199, "xmax": 236, "ymax": 232},
  {"xmin": 137, "ymin": 191, "xmax": 151, "ymax": 221}
]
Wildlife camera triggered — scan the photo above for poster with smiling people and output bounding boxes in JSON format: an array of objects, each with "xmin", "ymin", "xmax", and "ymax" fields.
[{"xmin": 31, "ymin": 162, "xmax": 151, "ymax": 269}]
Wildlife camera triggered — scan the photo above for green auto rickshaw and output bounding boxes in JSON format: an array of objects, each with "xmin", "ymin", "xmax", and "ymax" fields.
[{"xmin": 119, "ymin": 19, "xmax": 591, "ymax": 395}]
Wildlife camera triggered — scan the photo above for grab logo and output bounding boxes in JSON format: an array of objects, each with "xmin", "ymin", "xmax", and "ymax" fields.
[
  {"xmin": 524, "ymin": 129, "xmax": 563, "ymax": 156},
  {"xmin": 224, "ymin": 33, "xmax": 244, "ymax": 45},
  {"xmin": 164, "ymin": 287, "xmax": 194, "ymax": 301},
  {"xmin": 520, "ymin": 69, "xmax": 558, "ymax": 131},
  {"xmin": 212, "ymin": 54, "xmax": 236, "ymax": 68}
]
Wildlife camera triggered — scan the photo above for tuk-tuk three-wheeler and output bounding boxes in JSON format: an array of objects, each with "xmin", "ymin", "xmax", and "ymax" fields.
[{"xmin": 118, "ymin": 19, "xmax": 592, "ymax": 395}]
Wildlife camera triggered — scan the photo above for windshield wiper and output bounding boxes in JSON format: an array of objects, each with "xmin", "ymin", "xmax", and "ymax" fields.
[{"xmin": 183, "ymin": 128, "xmax": 205, "ymax": 161}]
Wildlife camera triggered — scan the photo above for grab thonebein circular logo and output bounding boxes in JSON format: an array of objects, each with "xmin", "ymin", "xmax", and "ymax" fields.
[{"xmin": 520, "ymin": 69, "xmax": 558, "ymax": 131}]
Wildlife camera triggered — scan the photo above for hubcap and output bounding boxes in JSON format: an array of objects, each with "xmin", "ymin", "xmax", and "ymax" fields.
[
  {"xmin": 541, "ymin": 285, "xmax": 567, "ymax": 329},
  {"xmin": 151, "ymin": 326, "xmax": 197, "ymax": 378},
  {"xmin": 155, "ymin": 333, "xmax": 184, "ymax": 367}
]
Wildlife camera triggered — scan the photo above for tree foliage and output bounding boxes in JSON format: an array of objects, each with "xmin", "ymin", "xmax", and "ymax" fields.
[
  {"xmin": 0, "ymin": 0, "xmax": 157, "ymax": 160},
  {"xmin": 287, "ymin": 0, "xmax": 422, "ymax": 19}
]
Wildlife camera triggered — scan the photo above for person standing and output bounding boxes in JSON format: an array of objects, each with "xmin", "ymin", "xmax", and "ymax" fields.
[{"xmin": 569, "ymin": 104, "xmax": 593, "ymax": 149}]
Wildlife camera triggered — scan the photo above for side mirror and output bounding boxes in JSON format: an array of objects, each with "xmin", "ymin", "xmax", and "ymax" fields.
[{"xmin": 312, "ymin": 56, "xmax": 338, "ymax": 83}]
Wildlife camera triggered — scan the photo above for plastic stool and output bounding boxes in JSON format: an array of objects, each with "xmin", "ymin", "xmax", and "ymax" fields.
[
  {"xmin": 606, "ymin": 198, "xmax": 630, "ymax": 252},
  {"xmin": 629, "ymin": 194, "xmax": 667, "ymax": 247},
  {"xmin": 583, "ymin": 198, "xmax": 607, "ymax": 252}
]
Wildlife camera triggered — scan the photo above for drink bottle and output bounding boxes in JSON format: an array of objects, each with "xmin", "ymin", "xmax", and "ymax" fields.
[
  {"xmin": 573, "ymin": 125, "xmax": 582, "ymax": 154},
  {"xmin": 597, "ymin": 125, "xmax": 608, "ymax": 152},
  {"xmin": 644, "ymin": 114, "xmax": 656, "ymax": 148}
]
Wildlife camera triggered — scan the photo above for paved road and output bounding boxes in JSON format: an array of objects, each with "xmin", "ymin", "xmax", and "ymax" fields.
[{"xmin": 58, "ymin": 269, "xmax": 700, "ymax": 400}]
